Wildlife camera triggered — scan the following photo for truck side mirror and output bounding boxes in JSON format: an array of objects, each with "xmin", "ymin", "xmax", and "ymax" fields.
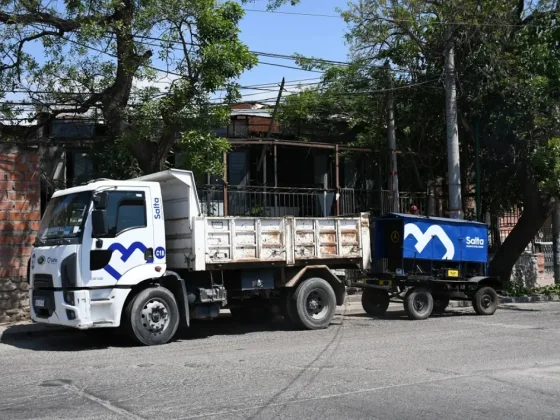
[
  {"xmin": 93, "ymin": 191, "xmax": 108, "ymax": 210},
  {"xmin": 92, "ymin": 209, "xmax": 108, "ymax": 237}
]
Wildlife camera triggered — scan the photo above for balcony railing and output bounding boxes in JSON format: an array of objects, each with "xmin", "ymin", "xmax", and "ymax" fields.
[{"xmin": 196, "ymin": 185, "xmax": 429, "ymax": 217}]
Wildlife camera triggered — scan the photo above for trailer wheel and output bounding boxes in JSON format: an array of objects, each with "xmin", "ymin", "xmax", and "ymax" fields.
[
  {"xmin": 472, "ymin": 287, "xmax": 499, "ymax": 315},
  {"xmin": 361, "ymin": 288, "xmax": 390, "ymax": 317},
  {"xmin": 293, "ymin": 278, "xmax": 336, "ymax": 330},
  {"xmin": 403, "ymin": 288, "xmax": 433, "ymax": 320},
  {"xmin": 123, "ymin": 287, "xmax": 180, "ymax": 346},
  {"xmin": 433, "ymin": 297, "xmax": 450, "ymax": 313}
]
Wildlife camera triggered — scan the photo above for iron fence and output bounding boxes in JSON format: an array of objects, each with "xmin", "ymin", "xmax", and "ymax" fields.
[{"xmin": 197, "ymin": 185, "xmax": 428, "ymax": 217}]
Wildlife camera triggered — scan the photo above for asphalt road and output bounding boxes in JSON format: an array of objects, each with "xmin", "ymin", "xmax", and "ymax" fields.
[{"xmin": 1, "ymin": 301, "xmax": 560, "ymax": 420}]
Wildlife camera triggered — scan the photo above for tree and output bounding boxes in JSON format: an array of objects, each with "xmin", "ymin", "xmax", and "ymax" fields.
[
  {"xmin": 0, "ymin": 0, "xmax": 290, "ymax": 176},
  {"xmin": 282, "ymin": 0, "xmax": 560, "ymax": 280}
]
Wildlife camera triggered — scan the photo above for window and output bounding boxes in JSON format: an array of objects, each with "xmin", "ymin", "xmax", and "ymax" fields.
[
  {"xmin": 105, "ymin": 191, "xmax": 147, "ymax": 237},
  {"xmin": 37, "ymin": 191, "xmax": 91, "ymax": 244}
]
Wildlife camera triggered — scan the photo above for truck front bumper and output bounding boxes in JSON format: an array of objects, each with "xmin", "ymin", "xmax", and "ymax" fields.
[{"xmin": 30, "ymin": 289, "xmax": 130, "ymax": 329}]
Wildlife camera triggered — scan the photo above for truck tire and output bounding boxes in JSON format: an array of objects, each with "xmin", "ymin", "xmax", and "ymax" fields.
[
  {"xmin": 403, "ymin": 287, "xmax": 433, "ymax": 320},
  {"xmin": 472, "ymin": 287, "xmax": 499, "ymax": 315},
  {"xmin": 293, "ymin": 277, "xmax": 337, "ymax": 330},
  {"xmin": 123, "ymin": 287, "xmax": 180, "ymax": 346},
  {"xmin": 284, "ymin": 291, "xmax": 302, "ymax": 328},
  {"xmin": 433, "ymin": 297, "xmax": 450, "ymax": 313},
  {"xmin": 361, "ymin": 288, "xmax": 390, "ymax": 317}
]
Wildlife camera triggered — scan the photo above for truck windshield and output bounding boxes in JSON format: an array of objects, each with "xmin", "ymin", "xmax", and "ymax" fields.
[{"xmin": 36, "ymin": 191, "xmax": 92, "ymax": 245}]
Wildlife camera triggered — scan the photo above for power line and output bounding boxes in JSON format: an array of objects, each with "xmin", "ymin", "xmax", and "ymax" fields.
[{"xmin": 243, "ymin": 8, "xmax": 556, "ymax": 28}]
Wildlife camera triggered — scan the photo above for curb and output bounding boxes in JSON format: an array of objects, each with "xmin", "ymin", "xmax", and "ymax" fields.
[{"xmin": 346, "ymin": 292, "xmax": 560, "ymax": 307}]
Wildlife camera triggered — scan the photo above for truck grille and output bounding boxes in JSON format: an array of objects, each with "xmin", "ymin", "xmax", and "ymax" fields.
[
  {"xmin": 32, "ymin": 274, "xmax": 54, "ymax": 318},
  {"xmin": 33, "ymin": 274, "xmax": 53, "ymax": 289}
]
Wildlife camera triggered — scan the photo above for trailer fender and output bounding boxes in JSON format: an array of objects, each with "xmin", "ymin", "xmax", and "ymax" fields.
[
  {"xmin": 284, "ymin": 266, "xmax": 346, "ymax": 306},
  {"xmin": 466, "ymin": 276, "xmax": 503, "ymax": 293}
]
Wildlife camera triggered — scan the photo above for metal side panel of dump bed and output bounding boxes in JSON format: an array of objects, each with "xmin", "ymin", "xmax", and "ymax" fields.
[{"xmin": 201, "ymin": 213, "xmax": 371, "ymax": 269}]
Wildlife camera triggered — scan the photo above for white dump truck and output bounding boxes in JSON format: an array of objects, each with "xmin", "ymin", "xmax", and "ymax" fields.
[{"xmin": 29, "ymin": 169, "xmax": 371, "ymax": 345}]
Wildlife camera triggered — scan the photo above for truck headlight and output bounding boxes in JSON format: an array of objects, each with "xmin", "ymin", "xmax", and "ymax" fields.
[{"xmin": 90, "ymin": 289, "xmax": 112, "ymax": 301}]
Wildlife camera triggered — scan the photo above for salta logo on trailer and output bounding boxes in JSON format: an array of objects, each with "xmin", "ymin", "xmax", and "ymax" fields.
[{"xmin": 404, "ymin": 223, "xmax": 455, "ymax": 260}]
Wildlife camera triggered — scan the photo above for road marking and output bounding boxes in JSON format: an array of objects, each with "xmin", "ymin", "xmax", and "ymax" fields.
[
  {"xmin": 43, "ymin": 379, "xmax": 145, "ymax": 420},
  {"xmin": 178, "ymin": 374, "xmax": 473, "ymax": 419}
]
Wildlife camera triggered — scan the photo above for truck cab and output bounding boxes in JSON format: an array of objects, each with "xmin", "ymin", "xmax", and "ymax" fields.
[{"xmin": 30, "ymin": 179, "xmax": 167, "ymax": 330}]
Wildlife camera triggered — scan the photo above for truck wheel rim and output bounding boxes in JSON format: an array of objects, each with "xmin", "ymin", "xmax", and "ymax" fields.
[
  {"xmin": 306, "ymin": 289, "xmax": 329, "ymax": 319},
  {"xmin": 413, "ymin": 295, "xmax": 428, "ymax": 313},
  {"xmin": 141, "ymin": 298, "xmax": 169, "ymax": 334},
  {"xmin": 481, "ymin": 294, "xmax": 493, "ymax": 309}
]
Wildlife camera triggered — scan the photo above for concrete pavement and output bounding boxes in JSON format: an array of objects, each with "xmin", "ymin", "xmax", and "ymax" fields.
[{"xmin": 1, "ymin": 302, "xmax": 560, "ymax": 420}]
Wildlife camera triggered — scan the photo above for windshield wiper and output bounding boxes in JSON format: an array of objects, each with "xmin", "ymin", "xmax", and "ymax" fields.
[{"xmin": 34, "ymin": 238, "xmax": 45, "ymax": 246}]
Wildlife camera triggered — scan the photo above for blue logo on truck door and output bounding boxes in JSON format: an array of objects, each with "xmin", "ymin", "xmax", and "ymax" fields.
[{"xmin": 102, "ymin": 242, "xmax": 153, "ymax": 280}]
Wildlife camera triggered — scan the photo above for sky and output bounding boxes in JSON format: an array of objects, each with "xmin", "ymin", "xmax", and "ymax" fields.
[
  {"xmin": 233, "ymin": 0, "xmax": 350, "ymax": 101},
  {"xmin": 3, "ymin": 0, "xmax": 352, "ymax": 121}
]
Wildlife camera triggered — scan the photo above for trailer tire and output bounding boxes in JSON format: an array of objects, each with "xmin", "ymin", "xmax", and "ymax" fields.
[
  {"xmin": 472, "ymin": 287, "xmax": 499, "ymax": 315},
  {"xmin": 123, "ymin": 286, "xmax": 180, "ymax": 346},
  {"xmin": 404, "ymin": 288, "xmax": 433, "ymax": 320},
  {"xmin": 293, "ymin": 277, "xmax": 336, "ymax": 330},
  {"xmin": 433, "ymin": 297, "xmax": 450, "ymax": 313},
  {"xmin": 361, "ymin": 288, "xmax": 390, "ymax": 317}
]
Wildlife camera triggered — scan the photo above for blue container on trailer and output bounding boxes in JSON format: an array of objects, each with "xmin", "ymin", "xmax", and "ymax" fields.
[{"xmin": 373, "ymin": 213, "xmax": 489, "ymax": 276}]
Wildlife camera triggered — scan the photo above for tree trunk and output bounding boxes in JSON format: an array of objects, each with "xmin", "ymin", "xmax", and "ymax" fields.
[{"xmin": 489, "ymin": 177, "xmax": 552, "ymax": 281}]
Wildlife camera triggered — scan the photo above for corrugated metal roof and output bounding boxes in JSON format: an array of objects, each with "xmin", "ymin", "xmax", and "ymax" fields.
[{"xmin": 231, "ymin": 109, "xmax": 272, "ymax": 118}]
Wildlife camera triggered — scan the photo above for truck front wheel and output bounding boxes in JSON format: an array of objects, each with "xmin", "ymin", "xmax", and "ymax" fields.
[
  {"xmin": 293, "ymin": 277, "xmax": 336, "ymax": 330},
  {"xmin": 123, "ymin": 287, "xmax": 180, "ymax": 346}
]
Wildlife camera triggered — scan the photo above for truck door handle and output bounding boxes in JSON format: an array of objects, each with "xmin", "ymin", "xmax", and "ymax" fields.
[{"xmin": 144, "ymin": 248, "xmax": 154, "ymax": 261}]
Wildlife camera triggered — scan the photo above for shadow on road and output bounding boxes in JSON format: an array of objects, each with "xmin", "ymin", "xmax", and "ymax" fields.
[
  {"xmin": 343, "ymin": 308, "xmax": 479, "ymax": 321},
  {"xmin": 0, "ymin": 315, "xmax": 297, "ymax": 352}
]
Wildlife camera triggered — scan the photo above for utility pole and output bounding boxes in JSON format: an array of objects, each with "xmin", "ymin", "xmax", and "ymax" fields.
[
  {"xmin": 552, "ymin": 200, "xmax": 560, "ymax": 284},
  {"xmin": 444, "ymin": 27, "xmax": 463, "ymax": 219},
  {"xmin": 258, "ymin": 78, "xmax": 285, "ymax": 211},
  {"xmin": 475, "ymin": 119, "xmax": 481, "ymax": 221},
  {"xmin": 385, "ymin": 61, "xmax": 399, "ymax": 213}
]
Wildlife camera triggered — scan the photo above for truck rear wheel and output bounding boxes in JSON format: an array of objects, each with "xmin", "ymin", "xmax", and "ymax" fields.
[
  {"xmin": 361, "ymin": 288, "xmax": 390, "ymax": 317},
  {"xmin": 472, "ymin": 287, "xmax": 499, "ymax": 315},
  {"xmin": 123, "ymin": 287, "xmax": 180, "ymax": 346},
  {"xmin": 404, "ymin": 287, "xmax": 433, "ymax": 320},
  {"xmin": 293, "ymin": 277, "xmax": 336, "ymax": 330}
]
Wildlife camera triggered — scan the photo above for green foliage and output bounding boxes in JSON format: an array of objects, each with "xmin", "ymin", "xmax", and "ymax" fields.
[
  {"xmin": 503, "ymin": 282, "xmax": 560, "ymax": 298},
  {"xmin": 0, "ymin": 0, "xmax": 261, "ymax": 176},
  {"xmin": 179, "ymin": 131, "xmax": 231, "ymax": 177}
]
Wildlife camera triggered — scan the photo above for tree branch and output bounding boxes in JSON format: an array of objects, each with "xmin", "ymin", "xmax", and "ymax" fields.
[{"xmin": 0, "ymin": 28, "xmax": 62, "ymax": 80}]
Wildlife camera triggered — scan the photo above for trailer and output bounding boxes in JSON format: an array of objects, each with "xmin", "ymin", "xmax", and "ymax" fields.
[
  {"xmin": 350, "ymin": 213, "xmax": 503, "ymax": 320},
  {"xmin": 29, "ymin": 169, "xmax": 371, "ymax": 345}
]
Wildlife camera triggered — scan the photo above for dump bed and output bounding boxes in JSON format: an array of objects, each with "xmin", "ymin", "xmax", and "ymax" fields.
[
  {"xmin": 136, "ymin": 169, "xmax": 371, "ymax": 272},
  {"xmin": 200, "ymin": 214, "xmax": 370, "ymax": 269}
]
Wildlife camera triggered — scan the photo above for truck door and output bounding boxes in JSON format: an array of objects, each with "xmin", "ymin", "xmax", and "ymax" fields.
[{"xmin": 83, "ymin": 187, "xmax": 157, "ymax": 288}]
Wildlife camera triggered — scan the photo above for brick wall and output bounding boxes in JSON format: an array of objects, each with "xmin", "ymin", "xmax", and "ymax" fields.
[{"xmin": 0, "ymin": 143, "xmax": 40, "ymax": 324}]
